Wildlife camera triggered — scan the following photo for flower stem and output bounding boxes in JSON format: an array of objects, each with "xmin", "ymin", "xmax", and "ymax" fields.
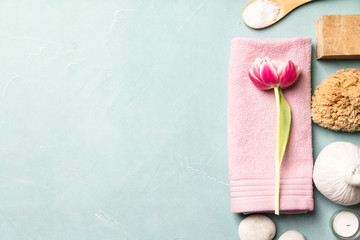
[
  {"xmin": 274, "ymin": 86, "xmax": 281, "ymax": 215},
  {"xmin": 273, "ymin": 86, "xmax": 291, "ymax": 215}
]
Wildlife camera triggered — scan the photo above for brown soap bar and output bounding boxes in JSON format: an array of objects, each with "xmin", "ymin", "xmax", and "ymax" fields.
[{"xmin": 316, "ymin": 15, "xmax": 360, "ymax": 59}]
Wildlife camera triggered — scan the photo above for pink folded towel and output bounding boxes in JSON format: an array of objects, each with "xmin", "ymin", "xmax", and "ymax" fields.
[{"xmin": 228, "ymin": 38, "xmax": 314, "ymax": 214}]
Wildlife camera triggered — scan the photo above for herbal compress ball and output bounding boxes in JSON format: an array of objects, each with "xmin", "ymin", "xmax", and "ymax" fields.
[
  {"xmin": 313, "ymin": 142, "xmax": 360, "ymax": 206},
  {"xmin": 311, "ymin": 69, "xmax": 360, "ymax": 132}
]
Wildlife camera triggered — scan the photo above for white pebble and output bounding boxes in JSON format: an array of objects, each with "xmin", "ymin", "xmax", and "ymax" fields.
[
  {"xmin": 278, "ymin": 230, "xmax": 306, "ymax": 240},
  {"xmin": 242, "ymin": 0, "xmax": 280, "ymax": 28},
  {"xmin": 238, "ymin": 214, "xmax": 276, "ymax": 240}
]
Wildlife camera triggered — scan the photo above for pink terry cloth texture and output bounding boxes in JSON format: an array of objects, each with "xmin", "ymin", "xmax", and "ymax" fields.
[{"xmin": 228, "ymin": 38, "xmax": 314, "ymax": 214}]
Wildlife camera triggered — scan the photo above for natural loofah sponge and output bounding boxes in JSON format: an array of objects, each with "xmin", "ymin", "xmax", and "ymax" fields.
[{"xmin": 311, "ymin": 68, "xmax": 360, "ymax": 132}]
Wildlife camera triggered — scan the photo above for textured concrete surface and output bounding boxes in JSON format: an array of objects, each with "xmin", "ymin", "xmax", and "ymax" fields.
[{"xmin": 0, "ymin": 0, "xmax": 359, "ymax": 239}]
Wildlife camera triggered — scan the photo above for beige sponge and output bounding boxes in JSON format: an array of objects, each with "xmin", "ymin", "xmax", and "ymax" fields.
[{"xmin": 311, "ymin": 69, "xmax": 360, "ymax": 132}]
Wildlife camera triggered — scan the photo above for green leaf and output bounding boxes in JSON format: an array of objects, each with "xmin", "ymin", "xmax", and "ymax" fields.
[{"xmin": 277, "ymin": 88, "xmax": 291, "ymax": 163}]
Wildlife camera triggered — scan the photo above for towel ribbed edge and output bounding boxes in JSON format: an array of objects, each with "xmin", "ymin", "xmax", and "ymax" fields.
[{"xmin": 230, "ymin": 177, "xmax": 314, "ymax": 214}]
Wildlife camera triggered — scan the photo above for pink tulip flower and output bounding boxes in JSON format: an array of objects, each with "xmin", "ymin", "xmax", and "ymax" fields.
[
  {"xmin": 247, "ymin": 56, "xmax": 301, "ymax": 215},
  {"xmin": 248, "ymin": 57, "xmax": 300, "ymax": 90}
]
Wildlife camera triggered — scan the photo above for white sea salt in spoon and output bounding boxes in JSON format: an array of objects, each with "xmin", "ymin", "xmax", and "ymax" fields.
[{"xmin": 242, "ymin": 0, "xmax": 314, "ymax": 29}]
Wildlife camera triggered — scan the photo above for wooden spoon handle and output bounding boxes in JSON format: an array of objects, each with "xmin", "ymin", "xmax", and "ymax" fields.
[{"xmin": 284, "ymin": 0, "xmax": 313, "ymax": 9}]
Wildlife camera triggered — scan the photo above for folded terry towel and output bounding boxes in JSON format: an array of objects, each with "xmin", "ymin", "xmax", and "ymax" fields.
[{"xmin": 228, "ymin": 38, "xmax": 313, "ymax": 214}]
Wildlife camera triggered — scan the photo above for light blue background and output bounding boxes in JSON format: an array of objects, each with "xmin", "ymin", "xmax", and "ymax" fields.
[{"xmin": 0, "ymin": 0, "xmax": 359, "ymax": 239}]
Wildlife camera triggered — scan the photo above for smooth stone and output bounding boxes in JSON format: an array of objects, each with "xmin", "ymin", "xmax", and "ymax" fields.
[
  {"xmin": 238, "ymin": 214, "xmax": 276, "ymax": 240},
  {"xmin": 278, "ymin": 230, "xmax": 306, "ymax": 240}
]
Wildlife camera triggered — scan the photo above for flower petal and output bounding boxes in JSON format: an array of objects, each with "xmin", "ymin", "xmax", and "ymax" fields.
[
  {"xmin": 271, "ymin": 59, "xmax": 281, "ymax": 72},
  {"xmin": 279, "ymin": 60, "xmax": 300, "ymax": 88},
  {"xmin": 260, "ymin": 61, "xmax": 279, "ymax": 85},
  {"xmin": 276, "ymin": 61, "xmax": 286, "ymax": 77},
  {"xmin": 249, "ymin": 69, "xmax": 272, "ymax": 90},
  {"xmin": 250, "ymin": 61, "xmax": 262, "ymax": 81},
  {"xmin": 295, "ymin": 65, "xmax": 301, "ymax": 79}
]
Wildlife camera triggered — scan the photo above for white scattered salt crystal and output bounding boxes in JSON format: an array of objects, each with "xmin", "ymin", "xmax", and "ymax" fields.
[{"xmin": 242, "ymin": 0, "xmax": 280, "ymax": 28}]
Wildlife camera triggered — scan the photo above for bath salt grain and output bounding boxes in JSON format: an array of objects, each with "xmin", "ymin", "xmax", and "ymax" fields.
[{"xmin": 243, "ymin": 0, "xmax": 280, "ymax": 28}]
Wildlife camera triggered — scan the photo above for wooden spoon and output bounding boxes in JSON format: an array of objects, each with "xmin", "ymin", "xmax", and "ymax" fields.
[{"xmin": 242, "ymin": 0, "xmax": 314, "ymax": 29}]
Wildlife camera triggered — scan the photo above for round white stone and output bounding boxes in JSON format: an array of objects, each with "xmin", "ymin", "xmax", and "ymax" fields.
[
  {"xmin": 238, "ymin": 214, "xmax": 276, "ymax": 240},
  {"xmin": 278, "ymin": 230, "xmax": 306, "ymax": 240}
]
